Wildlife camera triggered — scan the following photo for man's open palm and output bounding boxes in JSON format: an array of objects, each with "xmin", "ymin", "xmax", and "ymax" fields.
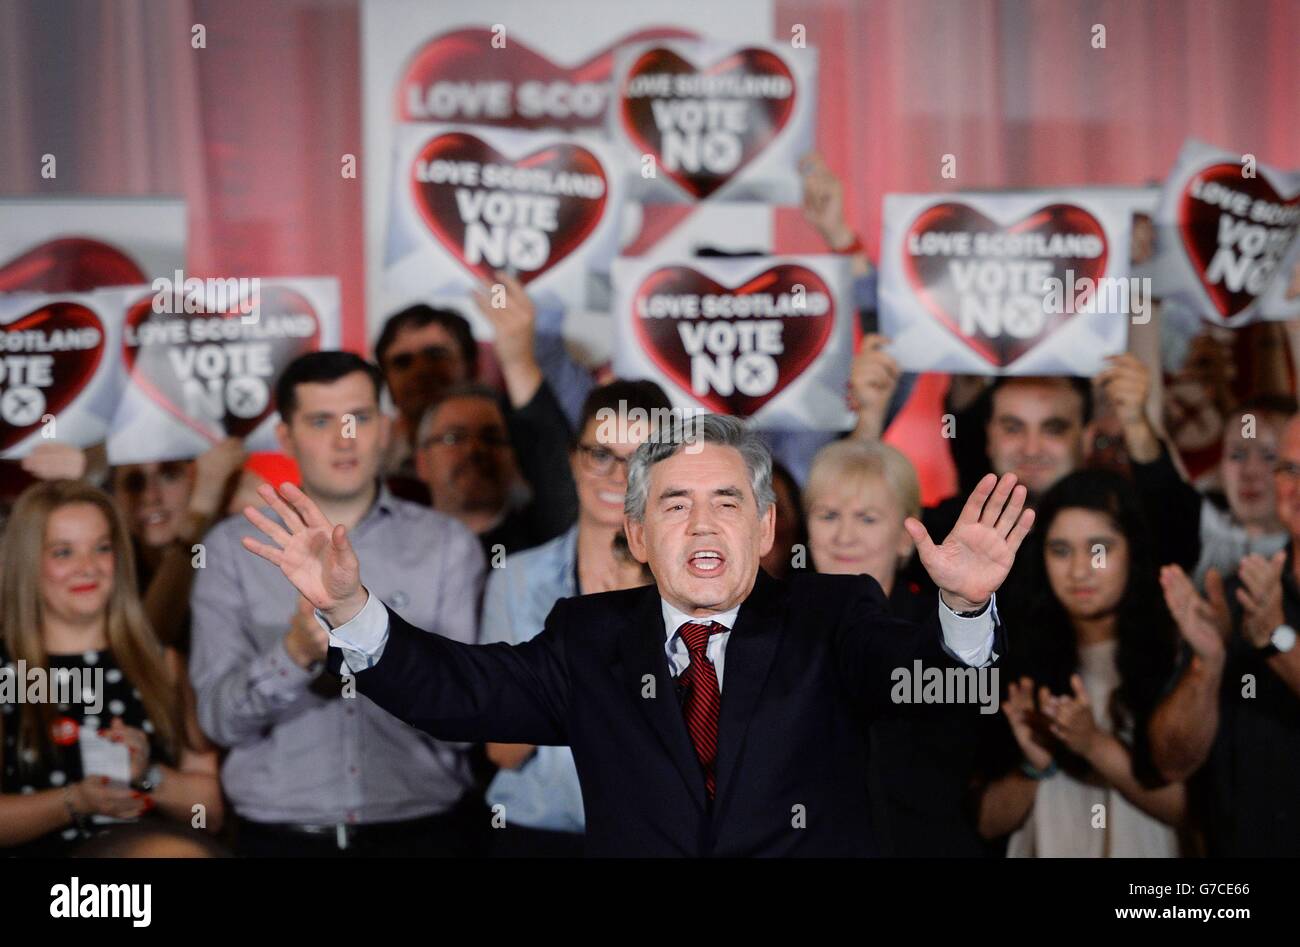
[
  {"xmin": 241, "ymin": 483, "xmax": 366, "ymax": 624},
  {"xmin": 905, "ymin": 473, "xmax": 1035, "ymax": 609}
]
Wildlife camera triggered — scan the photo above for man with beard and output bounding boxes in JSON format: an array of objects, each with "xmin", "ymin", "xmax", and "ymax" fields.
[
  {"xmin": 415, "ymin": 383, "xmax": 573, "ymax": 557},
  {"xmin": 389, "ymin": 274, "xmax": 576, "ymax": 553}
]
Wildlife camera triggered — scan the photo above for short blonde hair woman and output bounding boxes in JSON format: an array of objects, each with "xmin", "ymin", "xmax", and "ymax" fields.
[
  {"xmin": 804, "ymin": 439, "xmax": 922, "ymax": 597},
  {"xmin": 805, "ymin": 440, "xmax": 986, "ymax": 857},
  {"xmin": 0, "ymin": 480, "xmax": 222, "ymax": 856}
]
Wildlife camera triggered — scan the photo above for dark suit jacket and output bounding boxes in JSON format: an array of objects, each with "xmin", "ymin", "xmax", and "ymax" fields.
[{"xmin": 328, "ymin": 569, "xmax": 1003, "ymax": 857}]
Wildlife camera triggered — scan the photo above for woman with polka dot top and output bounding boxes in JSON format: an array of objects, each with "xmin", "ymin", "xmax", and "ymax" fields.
[{"xmin": 0, "ymin": 481, "xmax": 222, "ymax": 856}]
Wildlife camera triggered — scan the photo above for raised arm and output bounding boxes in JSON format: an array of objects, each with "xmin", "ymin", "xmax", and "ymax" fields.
[
  {"xmin": 240, "ymin": 482, "xmax": 570, "ymax": 745},
  {"xmin": 326, "ymin": 597, "xmax": 570, "ymax": 745},
  {"xmin": 1096, "ymin": 353, "xmax": 1202, "ymax": 571},
  {"xmin": 1148, "ymin": 565, "xmax": 1229, "ymax": 782},
  {"xmin": 905, "ymin": 471, "xmax": 1035, "ymax": 617},
  {"xmin": 835, "ymin": 477, "xmax": 1033, "ymax": 709}
]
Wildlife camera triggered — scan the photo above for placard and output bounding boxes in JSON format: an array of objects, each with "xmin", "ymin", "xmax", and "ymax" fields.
[
  {"xmin": 609, "ymin": 39, "xmax": 816, "ymax": 204},
  {"xmin": 361, "ymin": 0, "xmax": 773, "ymax": 342},
  {"xmin": 879, "ymin": 191, "xmax": 1136, "ymax": 376},
  {"xmin": 0, "ymin": 198, "xmax": 185, "ymax": 293},
  {"xmin": 108, "ymin": 278, "xmax": 342, "ymax": 463},
  {"xmin": 1153, "ymin": 139, "xmax": 1300, "ymax": 327},
  {"xmin": 383, "ymin": 123, "xmax": 625, "ymax": 315},
  {"xmin": 0, "ymin": 289, "xmax": 128, "ymax": 458},
  {"xmin": 612, "ymin": 254, "xmax": 854, "ymax": 429}
]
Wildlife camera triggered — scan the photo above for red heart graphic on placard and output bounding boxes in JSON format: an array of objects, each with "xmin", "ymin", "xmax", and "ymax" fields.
[
  {"xmin": 122, "ymin": 286, "xmax": 320, "ymax": 442},
  {"xmin": 620, "ymin": 47, "xmax": 796, "ymax": 200},
  {"xmin": 1177, "ymin": 163, "xmax": 1300, "ymax": 320},
  {"xmin": 0, "ymin": 237, "xmax": 145, "ymax": 293},
  {"xmin": 398, "ymin": 26, "xmax": 696, "ymax": 130},
  {"xmin": 632, "ymin": 264, "xmax": 833, "ymax": 416},
  {"xmin": 411, "ymin": 131, "xmax": 609, "ymax": 285},
  {"xmin": 903, "ymin": 203, "xmax": 1109, "ymax": 368},
  {"xmin": 0, "ymin": 302, "xmax": 105, "ymax": 452}
]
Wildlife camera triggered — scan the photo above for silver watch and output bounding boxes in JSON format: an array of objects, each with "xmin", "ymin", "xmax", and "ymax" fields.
[{"xmin": 1262, "ymin": 624, "xmax": 1297, "ymax": 657}]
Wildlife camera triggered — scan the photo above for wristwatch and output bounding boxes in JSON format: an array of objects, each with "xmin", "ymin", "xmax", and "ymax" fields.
[
  {"xmin": 1258, "ymin": 624, "xmax": 1298, "ymax": 658},
  {"xmin": 133, "ymin": 764, "xmax": 164, "ymax": 794}
]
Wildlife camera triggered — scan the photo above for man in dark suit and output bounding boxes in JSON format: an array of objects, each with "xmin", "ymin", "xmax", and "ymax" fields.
[{"xmin": 240, "ymin": 414, "xmax": 1035, "ymax": 856}]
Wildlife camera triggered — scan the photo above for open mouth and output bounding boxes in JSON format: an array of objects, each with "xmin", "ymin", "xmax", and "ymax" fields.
[
  {"xmin": 687, "ymin": 550, "xmax": 726, "ymax": 577},
  {"xmin": 597, "ymin": 490, "xmax": 625, "ymax": 506},
  {"xmin": 141, "ymin": 511, "xmax": 169, "ymax": 528}
]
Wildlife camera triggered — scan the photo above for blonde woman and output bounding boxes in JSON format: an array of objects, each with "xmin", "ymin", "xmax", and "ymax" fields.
[
  {"xmin": 805, "ymin": 439, "xmax": 985, "ymax": 856},
  {"xmin": 0, "ymin": 481, "xmax": 222, "ymax": 856},
  {"xmin": 805, "ymin": 440, "xmax": 929, "ymax": 614}
]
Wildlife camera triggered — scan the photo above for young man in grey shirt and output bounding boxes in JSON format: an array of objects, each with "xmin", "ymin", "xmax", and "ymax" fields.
[{"xmin": 190, "ymin": 351, "xmax": 487, "ymax": 856}]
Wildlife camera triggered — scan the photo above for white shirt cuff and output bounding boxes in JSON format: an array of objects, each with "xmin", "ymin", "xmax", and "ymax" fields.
[
  {"xmin": 937, "ymin": 592, "xmax": 998, "ymax": 667},
  {"xmin": 313, "ymin": 589, "xmax": 390, "ymax": 673}
]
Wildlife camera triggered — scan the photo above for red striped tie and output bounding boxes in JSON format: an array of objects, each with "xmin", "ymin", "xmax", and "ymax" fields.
[{"xmin": 677, "ymin": 621, "xmax": 726, "ymax": 799}]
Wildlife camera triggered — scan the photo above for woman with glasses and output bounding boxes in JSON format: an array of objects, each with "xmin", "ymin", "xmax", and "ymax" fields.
[
  {"xmin": 479, "ymin": 380, "xmax": 671, "ymax": 857},
  {"xmin": 0, "ymin": 481, "xmax": 223, "ymax": 855},
  {"xmin": 110, "ymin": 438, "xmax": 246, "ymax": 651}
]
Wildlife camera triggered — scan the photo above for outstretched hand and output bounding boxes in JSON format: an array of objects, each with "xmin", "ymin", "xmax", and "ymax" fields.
[
  {"xmin": 240, "ymin": 482, "xmax": 367, "ymax": 626},
  {"xmin": 905, "ymin": 472, "xmax": 1035, "ymax": 611},
  {"xmin": 1158, "ymin": 564, "xmax": 1229, "ymax": 666}
]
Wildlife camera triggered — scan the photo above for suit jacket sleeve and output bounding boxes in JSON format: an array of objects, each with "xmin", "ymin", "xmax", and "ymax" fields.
[
  {"xmin": 327, "ymin": 596, "xmax": 573, "ymax": 746},
  {"xmin": 832, "ymin": 575, "xmax": 1004, "ymax": 716}
]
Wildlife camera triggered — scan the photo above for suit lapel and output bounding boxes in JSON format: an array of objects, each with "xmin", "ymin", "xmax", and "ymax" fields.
[
  {"xmin": 713, "ymin": 570, "xmax": 785, "ymax": 810},
  {"xmin": 619, "ymin": 588, "xmax": 707, "ymax": 812}
]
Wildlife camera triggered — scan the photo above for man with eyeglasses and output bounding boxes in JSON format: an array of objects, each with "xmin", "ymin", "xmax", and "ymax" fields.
[
  {"xmin": 375, "ymin": 274, "xmax": 583, "ymax": 521},
  {"xmin": 414, "ymin": 380, "xmax": 575, "ymax": 557},
  {"xmin": 190, "ymin": 351, "xmax": 489, "ymax": 856},
  {"xmin": 1151, "ymin": 412, "xmax": 1300, "ymax": 857},
  {"xmin": 402, "ymin": 273, "xmax": 577, "ymax": 556}
]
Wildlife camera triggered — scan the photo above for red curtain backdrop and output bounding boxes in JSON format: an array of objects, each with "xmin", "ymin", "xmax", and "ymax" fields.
[
  {"xmin": 0, "ymin": 0, "xmax": 364, "ymax": 349},
  {"xmin": 3, "ymin": 0, "xmax": 1297, "ymax": 498}
]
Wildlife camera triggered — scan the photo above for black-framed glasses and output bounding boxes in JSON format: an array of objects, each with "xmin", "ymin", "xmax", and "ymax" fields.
[
  {"xmin": 576, "ymin": 444, "xmax": 631, "ymax": 476},
  {"xmin": 420, "ymin": 428, "xmax": 512, "ymax": 450}
]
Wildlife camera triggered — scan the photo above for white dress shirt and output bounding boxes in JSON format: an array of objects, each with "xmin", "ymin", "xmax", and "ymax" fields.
[
  {"xmin": 661, "ymin": 600, "xmax": 741, "ymax": 688},
  {"xmin": 322, "ymin": 585, "xmax": 999, "ymax": 682}
]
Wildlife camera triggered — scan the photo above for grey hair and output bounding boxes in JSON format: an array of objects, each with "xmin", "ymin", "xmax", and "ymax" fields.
[
  {"xmin": 624, "ymin": 414, "xmax": 775, "ymax": 522},
  {"xmin": 415, "ymin": 382, "xmax": 506, "ymax": 448}
]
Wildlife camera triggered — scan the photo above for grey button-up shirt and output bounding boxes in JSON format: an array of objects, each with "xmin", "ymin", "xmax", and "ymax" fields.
[{"xmin": 189, "ymin": 486, "xmax": 486, "ymax": 825}]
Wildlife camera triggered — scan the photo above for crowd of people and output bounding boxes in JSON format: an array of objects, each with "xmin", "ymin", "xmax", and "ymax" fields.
[{"xmin": 1, "ymin": 159, "xmax": 1298, "ymax": 858}]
